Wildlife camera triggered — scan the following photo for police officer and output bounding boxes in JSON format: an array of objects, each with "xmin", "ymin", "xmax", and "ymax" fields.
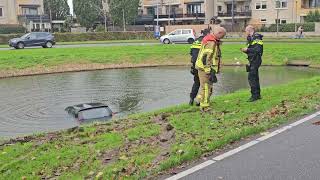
[
  {"xmin": 189, "ymin": 29, "xmax": 210, "ymax": 106},
  {"xmin": 195, "ymin": 26, "xmax": 226, "ymax": 112},
  {"xmin": 241, "ymin": 25, "xmax": 264, "ymax": 102}
]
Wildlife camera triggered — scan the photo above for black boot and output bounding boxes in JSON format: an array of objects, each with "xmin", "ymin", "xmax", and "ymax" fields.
[
  {"xmin": 189, "ymin": 98, "xmax": 194, "ymax": 106},
  {"xmin": 247, "ymin": 96, "xmax": 261, "ymax": 102}
]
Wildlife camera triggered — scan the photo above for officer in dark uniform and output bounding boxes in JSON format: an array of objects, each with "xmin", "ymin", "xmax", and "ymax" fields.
[
  {"xmin": 241, "ymin": 25, "xmax": 264, "ymax": 102},
  {"xmin": 189, "ymin": 29, "xmax": 210, "ymax": 106}
]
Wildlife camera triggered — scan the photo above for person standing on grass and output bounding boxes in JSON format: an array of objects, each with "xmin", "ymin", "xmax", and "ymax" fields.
[
  {"xmin": 195, "ymin": 26, "xmax": 226, "ymax": 112},
  {"xmin": 298, "ymin": 26, "xmax": 304, "ymax": 39},
  {"xmin": 241, "ymin": 25, "xmax": 264, "ymax": 102},
  {"xmin": 189, "ymin": 28, "xmax": 210, "ymax": 106}
]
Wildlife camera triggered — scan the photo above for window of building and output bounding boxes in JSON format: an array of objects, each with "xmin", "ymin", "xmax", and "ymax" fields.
[
  {"xmin": 187, "ymin": 4, "xmax": 201, "ymax": 14},
  {"xmin": 260, "ymin": 18, "xmax": 267, "ymax": 23},
  {"xmin": 256, "ymin": 1, "xmax": 267, "ymax": 10},
  {"xmin": 217, "ymin": 6, "xmax": 222, "ymax": 12},
  {"xmin": 21, "ymin": 7, "xmax": 38, "ymax": 15},
  {"xmin": 275, "ymin": 19, "xmax": 287, "ymax": 24},
  {"xmin": 275, "ymin": 0, "xmax": 288, "ymax": 8},
  {"xmin": 0, "ymin": 7, "xmax": 3, "ymax": 17},
  {"xmin": 166, "ymin": 5, "xmax": 179, "ymax": 15},
  {"xmin": 245, "ymin": 5, "xmax": 250, "ymax": 11},
  {"xmin": 147, "ymin": 7, "xmax": 155, "ymax": 15}
]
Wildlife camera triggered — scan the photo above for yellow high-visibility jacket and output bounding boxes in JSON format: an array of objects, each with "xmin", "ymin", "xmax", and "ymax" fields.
[{"xmin": 195, "ymin": 38, "xmax": 219, "ymax": 74}]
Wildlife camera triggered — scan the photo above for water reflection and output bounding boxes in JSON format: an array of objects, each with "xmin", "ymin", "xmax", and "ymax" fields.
[{"xmin": 0, "ymin": 66, "xmax": 319, "ymax": 138}]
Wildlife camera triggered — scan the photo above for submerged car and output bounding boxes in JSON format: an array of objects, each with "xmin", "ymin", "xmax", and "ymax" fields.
[
  {"xmin": 8, "ymin": 32, "xmax": 55, "ymax": 49},
  {"xmin": 65, "ymin": 103, "xmax": 114, "ymax": 122},
  {"xmin": 160, "ymin": 29, "xmax": 195, "ymax": 44}
]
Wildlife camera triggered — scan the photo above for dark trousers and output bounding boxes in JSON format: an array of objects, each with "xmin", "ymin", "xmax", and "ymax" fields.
[
  {"xmin": 190, "ymin": 72, "xmax": 200, "ymax": 99},
  {"xmin": 248, "ymin": 64, "xmax": 261, "ymax": 98}
]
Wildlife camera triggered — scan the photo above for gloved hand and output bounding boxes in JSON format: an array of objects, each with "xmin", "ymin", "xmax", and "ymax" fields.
[
  {"xmin": 209, "ymin": 69, "xmax": 218, "ymax": 83},
  {"xmin": 190, "ymin": 66, "xmax": 196, "ymax": 75}
]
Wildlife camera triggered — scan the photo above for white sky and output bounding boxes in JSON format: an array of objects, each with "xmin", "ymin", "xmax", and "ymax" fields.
[{"xmin": 67, "ymin": 0, "xmax": 73, "ymax": 15}]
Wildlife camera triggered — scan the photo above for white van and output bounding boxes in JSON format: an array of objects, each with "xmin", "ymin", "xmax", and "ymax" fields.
[{"xmin": 160, "ymin": 29, "xmax": 196, "ymax": 44}]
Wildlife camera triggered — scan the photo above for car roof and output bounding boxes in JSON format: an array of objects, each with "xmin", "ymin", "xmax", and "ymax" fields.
[{"xmin": 66, "ymin": 103, "xmax": 110, "ymax": 113}]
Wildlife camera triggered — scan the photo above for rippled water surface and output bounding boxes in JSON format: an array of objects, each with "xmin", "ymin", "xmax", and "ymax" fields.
[{"xmin": 1, "ymin": 66, "xmax": 319, "ymax": 138}]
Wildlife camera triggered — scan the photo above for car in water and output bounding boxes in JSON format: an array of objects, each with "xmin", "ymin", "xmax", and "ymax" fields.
[
  {"xmin": 8, "ymin": 32, "xmax": 56, "ymax": 49},
  {"xmin": 65, "ymin": 103, "xmax": 114, "ymax": 122},
  {"xmin": 160, "ymin": 29, "xmax": 195, "ymax": 44}
]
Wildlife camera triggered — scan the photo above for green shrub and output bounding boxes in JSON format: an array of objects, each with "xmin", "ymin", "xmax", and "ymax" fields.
[
  {"xmin": 0, "ymin": 25, "xmax": 26, "ymax": 34},
  {"xmin": 53, "ymin": 32, "xmax": 154, "ymax": 42},
  {"xmin": 258, "ymin": 23, "xmax": 315, "ymax": 32},
  {"xmin": 0, "ymin": 32, "xmax": 154, "ymax": 44}
]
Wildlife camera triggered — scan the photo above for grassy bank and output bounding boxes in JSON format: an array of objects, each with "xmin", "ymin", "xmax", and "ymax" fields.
[
  {"xmin": 1, "ymin": 76, "xmax": 320, "ymax": 179},
  {"xmin": 0, "ymin": 40, "xmax": 159, "ymax": 48},
  {"xmin": 1, "ymin": 42, "xmax": 320, "ymax": 68}
]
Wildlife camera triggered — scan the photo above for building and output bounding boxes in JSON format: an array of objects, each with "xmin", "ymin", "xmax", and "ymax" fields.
[
  {"xmin": 298, "ymin": 0, "xmax": 320, "ymax": 22},
  {"xmin": 249, "ymin": 0, "xmax": 296, "ymax": 25},
  {"xmin": 0, "ymin": 0, "xmax": 50, "ymax": 32},
  {"xmin": 141, "ymin": 0, "xmax": 208, "ymax": 25},
  {"xmin": 213, "ymin": 0, "xmax": 252, "ymax": 31}
]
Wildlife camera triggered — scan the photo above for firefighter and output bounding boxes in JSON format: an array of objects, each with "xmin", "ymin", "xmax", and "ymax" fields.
[
  {"xmin": 241, "ymin": 25, "xmax": 264, "ymax": 102},
  {"xmin": 189, "ymin": 29, "xmax": 210, "ymax": 106},
  {"xmin": 195, "ymin": 26, "xmax": 226, "ymax": 112}
]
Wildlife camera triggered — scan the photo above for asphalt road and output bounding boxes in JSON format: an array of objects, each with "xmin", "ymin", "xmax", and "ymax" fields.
[
  {"xmin": 0, "ymin": 42, "xmax": 160, "ymax": 50},
  {"xmin": 181, "ymin": 114, "xmax": 320, "ymax": 180}
]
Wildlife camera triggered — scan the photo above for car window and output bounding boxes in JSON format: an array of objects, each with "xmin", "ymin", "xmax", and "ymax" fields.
[
  {"xmin": 21, "ymin": 33, "xmax": 31, "ymax": 39},
  {"xmin": 28, "ymin": 33, "xmax": 37, "ymax": 39},
  {"xmin": 172, "ymin": 30, "xmax": 182, "ymax": 35},
  {"xmin": 37, "ymin": 33, "xmax": 48, "ymax": 38},
  {"xmin": 182, "ymin": 30, "xmax": 191, "ymax": 34},
  {"xmin": 78, "ymin": 108, "xmax": 112, "ymax": 120}
]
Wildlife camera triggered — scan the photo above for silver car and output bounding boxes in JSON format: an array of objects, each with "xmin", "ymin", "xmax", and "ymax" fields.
[{"xmin": 160, "ymin": 29, "xmax": 196, "ymax": 44}]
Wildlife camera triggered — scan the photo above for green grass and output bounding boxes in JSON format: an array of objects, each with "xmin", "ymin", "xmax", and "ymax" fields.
[
  {"xmin": 0, "ymin": 43, "xmax": 320, "ymax": 72},
  {"xmin": 1, "ymin": 76, "xmax": 320, "ymax": 179}
]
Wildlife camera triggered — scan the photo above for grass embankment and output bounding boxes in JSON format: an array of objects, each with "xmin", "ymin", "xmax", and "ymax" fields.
[
  {"xmin": 0, "ymin": 40, "xmax": 159, "ymax": 48},
  {"xmin": 0, "ymin": 43, "xmax": 320, "ymax": 76},
  {"xmin": 1, "ymin": 77, "xmax": 320, "ymax": 179}
]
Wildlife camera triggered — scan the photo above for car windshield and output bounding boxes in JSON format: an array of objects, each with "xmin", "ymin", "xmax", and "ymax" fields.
[
  {"xmin": 21, "ymin": 33, "xmax": 31, "ymax": 39},
  {"xmin": 78, "ymin": 107, "xmax": 112, "ymax": 120}
]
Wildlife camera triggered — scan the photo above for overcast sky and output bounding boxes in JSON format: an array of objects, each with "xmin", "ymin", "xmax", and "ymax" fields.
[{"xmin": 67, "ymin": 0, "xmax": 73, "ymax": 15}]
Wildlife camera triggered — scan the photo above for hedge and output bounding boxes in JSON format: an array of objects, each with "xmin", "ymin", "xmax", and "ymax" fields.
[
  {"xmin": 53, "ymin": 32, "xmax": 154, "ymax": 42},
  {"xmin": 0, "ymin": 32, "xmax": 155, "ymax": 44},
  {"xmin": 258, "ymin": 23, "xmax": 315, "ymax": 32},
  {"xmin": 0, "ymin": 25, "xmax": 26, "ymax": 34}
]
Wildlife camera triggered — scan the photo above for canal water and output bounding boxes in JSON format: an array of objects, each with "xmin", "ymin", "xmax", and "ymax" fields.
[{"xmin": 0, "ymin": 66, "xmax": 319, "ymax": 138}]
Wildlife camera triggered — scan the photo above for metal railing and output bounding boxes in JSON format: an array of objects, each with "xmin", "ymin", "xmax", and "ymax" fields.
[{"xmin": 218, "ymin": 11, "xmax": 252, "ymax": 17}]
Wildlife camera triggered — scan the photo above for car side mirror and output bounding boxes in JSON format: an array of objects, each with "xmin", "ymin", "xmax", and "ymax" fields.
[{"xmin": 26, "ymin": 36, "xmax": 30, "ymax": 39}]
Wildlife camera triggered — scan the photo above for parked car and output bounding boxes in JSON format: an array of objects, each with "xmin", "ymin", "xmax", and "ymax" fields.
[
  {"xmin": 65, "ymin": 103, "xmax": 114, "ymax": 122},
  {"xmin": 160, "ymin": 29, "xmax": 196, "ymax": 44},
  {"xmin": 8, "ymin": 32, "xmax": 55, "ymax": 49}
]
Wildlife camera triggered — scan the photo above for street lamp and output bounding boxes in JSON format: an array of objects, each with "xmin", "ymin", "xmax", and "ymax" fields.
[{"xmin": 275, "ymin": 0, "xmax": 280, "ymax": 37}]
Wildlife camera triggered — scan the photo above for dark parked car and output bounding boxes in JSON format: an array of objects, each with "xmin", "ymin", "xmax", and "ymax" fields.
[
  {"xmin": 8, "ymin": 32, "xmax": 55, "ymax": 49},
  {"xmin": 65, "ymin": 103, "xmax": 114, "ymax": 122}
]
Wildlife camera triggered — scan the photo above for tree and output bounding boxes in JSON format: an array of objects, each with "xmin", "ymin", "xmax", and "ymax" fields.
[
  {"xmin": 44, "ymin": 0, "xmax": 70, "ymax": 20},
  {"xmin": 73, "ymin": 0, "xmax": 103, "ymax": 29},
  {"xmin": 305, "ymin": 10, "xmax": 320, "ymax": 22},
  {"xmin": 108, "ymin": 0, "xmax": 140, "ymax": 31}
]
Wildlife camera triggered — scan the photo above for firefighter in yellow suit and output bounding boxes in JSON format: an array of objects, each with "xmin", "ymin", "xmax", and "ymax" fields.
[{"xmin": 195, "ymin": 26, "xmax": 226, "ymax": 112}]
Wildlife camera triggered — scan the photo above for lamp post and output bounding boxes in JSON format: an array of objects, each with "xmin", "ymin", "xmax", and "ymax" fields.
[
  {"xmin": 231, "ymin": 0, "xmax": 235, "ymax": 32},
  {"xmin": 275, "ymin": 0, "xmax": 280, "ymax": 37}
]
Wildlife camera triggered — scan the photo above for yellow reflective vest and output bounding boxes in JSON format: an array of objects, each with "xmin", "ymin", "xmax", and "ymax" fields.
[{"xmin": 195, "ymin": 40, "xmax": 219, "ymax": 73}]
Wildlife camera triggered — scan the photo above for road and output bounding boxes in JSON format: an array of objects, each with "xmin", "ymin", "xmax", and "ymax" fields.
[
  {"xmin": 0, "ymin": 42, "xmax": 160, "ymax": 50},
  {"xmin": 169, "ymin": 112, "xmax": 320, "ymax": 180}
]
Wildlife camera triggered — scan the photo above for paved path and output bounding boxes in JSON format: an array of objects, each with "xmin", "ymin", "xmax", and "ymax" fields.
[{"xmin": 168, "ymin": 111, "xmax": 320, "ymax": 180}]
